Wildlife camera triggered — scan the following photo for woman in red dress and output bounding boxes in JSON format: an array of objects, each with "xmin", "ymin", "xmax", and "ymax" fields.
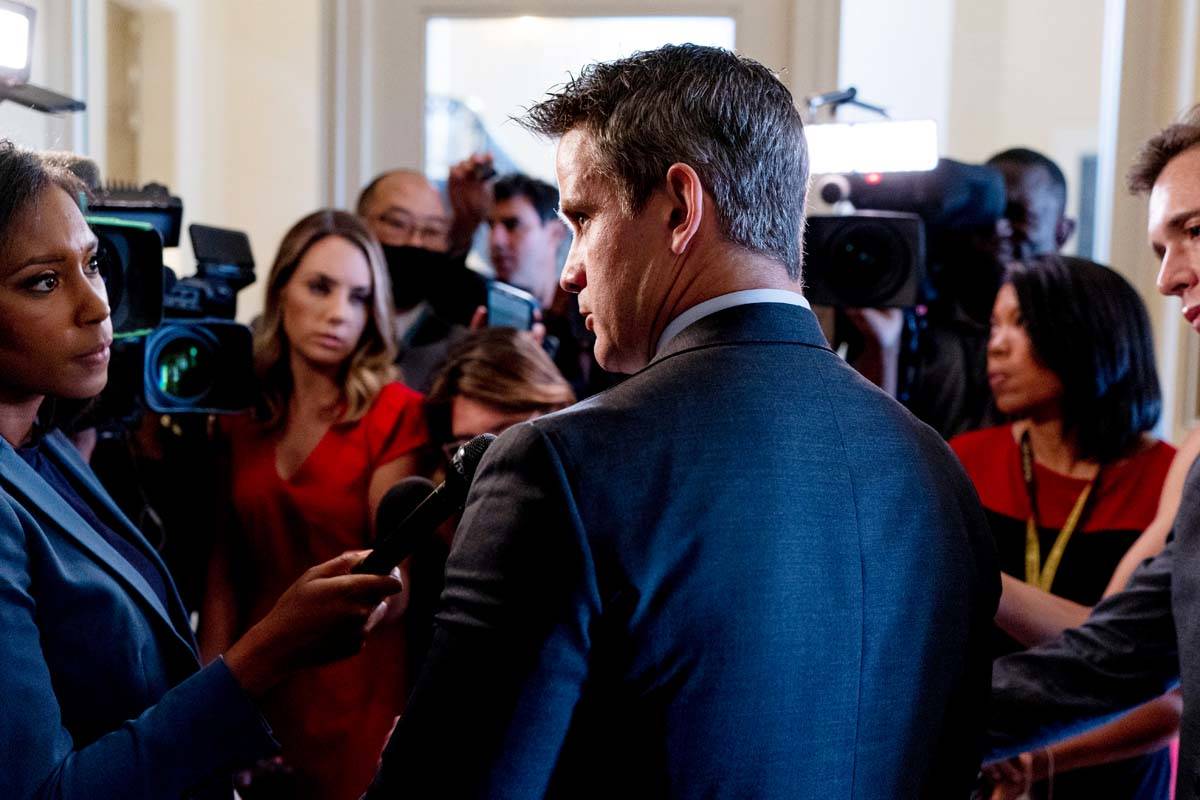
[{"xmin": 199, "ymin": 210, "xmax": 428, "ymax": 799}]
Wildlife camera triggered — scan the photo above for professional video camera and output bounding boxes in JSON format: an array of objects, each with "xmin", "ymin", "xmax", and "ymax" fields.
[
  {"xmin": 85, "ymin": 182, "xmax": 256, "ymax": 427},
  {"xmin": 800, "ymin": 94, "xmax": 1008, "ymax": 310},
  {"xmin": 801, "ymin": 106, "xmax": 1008, "ymax": 430}
]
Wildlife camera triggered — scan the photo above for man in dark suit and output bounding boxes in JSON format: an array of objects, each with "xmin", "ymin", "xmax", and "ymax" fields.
[
  {"xmin": 368, "ymin": 44, "xmax": 998, "ymax": 799},
  {"xmin": 985, "ymin": 107, "xmax": 1200, "ymax": 799}
]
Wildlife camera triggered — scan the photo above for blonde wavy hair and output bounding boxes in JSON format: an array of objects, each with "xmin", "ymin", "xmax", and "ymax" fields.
[{"xmin": 254, "ymin": 209, "xmax": 397, "ymax": 428}]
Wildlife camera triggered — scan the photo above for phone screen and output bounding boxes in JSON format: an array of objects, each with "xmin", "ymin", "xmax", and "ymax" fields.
[{"xmin": 487, "ymin": 282, "xmax": 537, "ymax": 331}]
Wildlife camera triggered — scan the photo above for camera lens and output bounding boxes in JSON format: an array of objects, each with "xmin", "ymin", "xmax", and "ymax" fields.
[
  {"xmin": 149, "ymin": 326, "xmax": 218, "ymax": 401},
  {"xmin": 825, "ymin": 222, "xmax": 910, "ymax": 307}
]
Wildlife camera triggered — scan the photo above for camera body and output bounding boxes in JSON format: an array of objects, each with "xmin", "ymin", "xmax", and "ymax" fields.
[
  {"xmin": 803, "ymin": 211, "xmax": 924, "ymax": 308},
  {"xmin": 86, "ymin": 184, "xmax": 257, "ymax": 424},
  {"xmin": 804, "ymin": 159, "xmax": 1006, "ymax": 310}
]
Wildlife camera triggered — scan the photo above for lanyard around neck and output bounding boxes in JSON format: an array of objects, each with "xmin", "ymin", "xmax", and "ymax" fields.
[{"xmin": 1019, "ymin": 430, "xmax": 1101, "ymax": 592}]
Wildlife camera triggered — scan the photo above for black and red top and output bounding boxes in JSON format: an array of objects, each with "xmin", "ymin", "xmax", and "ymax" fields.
[
  {"xmin": 953, "ymin": 425, "xmax": 1176, "ymax": 800},
  {"xmin": 951, "ymin": 425, "xmax": 1175, "ymax": 606}
]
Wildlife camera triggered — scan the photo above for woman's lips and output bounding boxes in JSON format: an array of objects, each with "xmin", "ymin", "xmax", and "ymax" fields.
[{"xmin": 75, "ymin": 342, "xmax": 111, "ymax": 367}]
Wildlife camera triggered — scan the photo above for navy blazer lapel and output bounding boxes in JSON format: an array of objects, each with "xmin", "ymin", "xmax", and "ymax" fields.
[
  {"xmin": 649, "ymin": 302, "xmax": 831, "ymax": 367},
  {"xmin": 0, "ymin": 433, "xmax": 197, "ymax": 657}
]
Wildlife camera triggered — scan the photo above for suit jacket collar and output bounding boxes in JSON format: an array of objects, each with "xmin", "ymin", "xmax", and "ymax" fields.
[
  {"xmin": 648, "ymin": 302, "xmax": 831, "ymax": 369},
  {"xmin": 0, "ymin": 430, "xmax": 198, "ymax": 660}
]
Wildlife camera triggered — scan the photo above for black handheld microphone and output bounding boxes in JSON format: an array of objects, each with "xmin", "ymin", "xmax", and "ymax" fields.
[
  {"xmin": 372, "ymin": 476, "xmax": 436, "ymax": 545},
  {"xmin": 353, "ymin": 433, "xmax": 496, "ymax": 575}
]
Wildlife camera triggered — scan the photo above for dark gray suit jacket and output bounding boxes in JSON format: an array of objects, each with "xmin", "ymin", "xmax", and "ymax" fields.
[
  {"xmin": 370, "ymin": 302, "xmax": 998, "ymax": 799},
  {"xmin": 990, "ymin": 457, "xmax": 1200, "ymax": 799}
]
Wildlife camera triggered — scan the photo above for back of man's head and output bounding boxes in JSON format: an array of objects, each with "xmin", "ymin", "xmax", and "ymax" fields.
[
  {"xmin": 1128, "ymin": 104, "xmax": 1200, "ymax": 194},
  {"xmin": 521, "ymin": 44, "xmax": 808, "ymax": 279},
  {"xmin": 493, "ymin": 173, "xmax": 559, "ymax": 224}
]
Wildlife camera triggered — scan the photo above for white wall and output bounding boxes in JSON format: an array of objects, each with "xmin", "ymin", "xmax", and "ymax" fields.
[
  {"xmin": 945, "ymin": 0, "xmax": 1106, "ymax": 241},
  {"xmin": 425, "ymin": 15, "xmax": 737, "ymax": 182},
  {"xmin": 105, "ymin": 0, "xmax": 323, "ymax": 322},
  {"xmin": 837, "ymin": 0, "xmax": 955, "ymax": 129},
  {"xmin": 839, "ymin": 0, "xmax": 1106, "ymax": 248},
  {"xmin": 0, "ymin": 0, "xmax": 85, "ymax": 152}
]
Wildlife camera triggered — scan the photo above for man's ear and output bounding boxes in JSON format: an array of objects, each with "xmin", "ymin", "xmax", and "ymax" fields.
[
  {"xmin": 1056, "ymin": 216, "xmax": 1077, "ymax": 249},
  {"xmin": 664, "ymin": 163, "xmax": 704, "ymax": 256}
]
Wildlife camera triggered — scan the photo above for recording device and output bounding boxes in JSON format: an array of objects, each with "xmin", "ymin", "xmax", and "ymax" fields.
[
  {"xmin": 354, "ymin": 433, "xmax": 496, "ymax": 575},
  {"xmin": 803, "ymin": 212, "xmax": 924, "ymax": 308},
  {"xmin": 486, "ymin": 280, "xmax": 538, "ymax": 331},
  {"xmin": 373, "ymin": 477, "xmax": 437, "ymax": 546},
  {"xmin": 85, "ymin": 182, "xmax": 257, "ymax": 424},
  {"xmin": 804, "ymin": 159, "xmax": 1004, "ymax": 309}
]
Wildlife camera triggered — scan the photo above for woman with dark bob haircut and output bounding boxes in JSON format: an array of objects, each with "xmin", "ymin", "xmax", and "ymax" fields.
[
  {"xmin": 953, "ymin": 255, "xmax": 1178, "ymax": 800},
  {"xmin": 0, "ymin": 140, "xmax": 402, "ymax": 799}
]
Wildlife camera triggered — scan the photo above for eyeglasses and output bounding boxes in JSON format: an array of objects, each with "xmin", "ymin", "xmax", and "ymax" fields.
[{"xmin": 372, "ymin": 210, "xmax": 451, "ymax": 250}]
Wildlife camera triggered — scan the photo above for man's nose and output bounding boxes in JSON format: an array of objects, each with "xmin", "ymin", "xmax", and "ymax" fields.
[
  {"xmin": 560, "ymin": 252, "xmax": 585, "ymax": 294},
  {"xmin": 1156, "ymin": 247, "xmax": 1196, "ymax": 298}
]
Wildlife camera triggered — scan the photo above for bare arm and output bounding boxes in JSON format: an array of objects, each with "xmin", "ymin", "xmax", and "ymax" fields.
[
  {"xmin": 198, "ymin": 428, "xmax": 241, "ymax": 664},
  {"xmin": 1104, "ymin": 426, "xmax": 1200, "ymax": 596},
  {"xmin": 995, "ymin": 572, "xmax": 1090, "ymax": 648},
  {"xmin": 987, "ymin": 692, "xmax": 1182, "ymax": 799},
  {"xmin": 198, "ymin": 526, "xmax": 239, "ymax": 664}
]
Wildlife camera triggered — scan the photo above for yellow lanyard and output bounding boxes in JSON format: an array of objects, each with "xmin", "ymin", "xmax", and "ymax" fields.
[{"xmin": 1019, "ymin": 432, "xmax": 1100, "ymax": 592}]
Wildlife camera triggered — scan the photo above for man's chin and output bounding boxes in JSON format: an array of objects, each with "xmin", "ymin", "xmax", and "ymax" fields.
[{"xmin": 594, "ymin": 343, "xmax": 646, "ymax": 375}]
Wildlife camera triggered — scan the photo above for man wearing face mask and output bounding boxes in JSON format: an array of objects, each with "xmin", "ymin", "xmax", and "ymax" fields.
[{"xmin": 357, "ymin": 169, "xmax": 487, "ymax": 392}]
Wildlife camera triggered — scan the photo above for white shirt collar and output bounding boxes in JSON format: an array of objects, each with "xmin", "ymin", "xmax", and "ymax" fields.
[{"xmin": 655, "ymin": 289, "xmax": 811, "ymax": 356}]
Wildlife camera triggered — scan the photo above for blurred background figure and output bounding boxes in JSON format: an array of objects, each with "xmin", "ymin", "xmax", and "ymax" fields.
[
  {"xmin": 199, "ymin": 209, "xmax": 429, "ymax": 800},
  {"xmin": 952, "ymin": 255, "xmax": 1177, "ymax": 800},
  {"xmin": 404, "ymin": 326, "xmax": 575, "ymax": 674},
  {"xmin": 357, "ymin": 169, "xmax": 486, "ymax": 392},
  {"xmin": 449, "ymin": 161, "xmax": 619, "ymax": 399},
  {"xmin": 986, "ymin": 147, "xmax": 1077, "ymax": 264}
]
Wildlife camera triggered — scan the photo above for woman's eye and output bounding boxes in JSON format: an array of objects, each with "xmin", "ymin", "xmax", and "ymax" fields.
[
  {"xmin": 350, "ymin": 291, "xmax": 369, "ymax": 306},
  {"xmin": 1186, "ymin": 224, "xmax": 1200, "ymax": 239},
  {"xmin": 85, "ymin": 255, "xmax": 102, "ymax": 276},
  {"xmin": 26, "ymin": 273, "xmax": 59, "ymax": 293},
  {"xmin": 308, "ymin": 279, "xmax": 331, "ymax": 294}
]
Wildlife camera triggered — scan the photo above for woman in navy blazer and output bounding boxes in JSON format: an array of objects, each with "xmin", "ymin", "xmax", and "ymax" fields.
[{"xmin": 0, "ymin": 141, "xmax": 404, "ymax": 799}]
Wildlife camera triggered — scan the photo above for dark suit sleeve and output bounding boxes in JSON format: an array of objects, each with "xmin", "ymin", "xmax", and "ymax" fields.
[
  {"xmin": 988, "ymin": 538, "xmax": 1180, "ymax": 760},
  {"xmin": 369, "ymin": 422, "xmax": 600, "ymax": 799},
  {"xmin": 0, "ymin": 495, "xmax": 276, "ymax": 800}
]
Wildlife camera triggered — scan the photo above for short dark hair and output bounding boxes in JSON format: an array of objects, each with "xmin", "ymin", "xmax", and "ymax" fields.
[
  {"xmin": 0, "ymin": 140, "xmax": 86, "ymax": 248},
  {"xmin": 493, "ymin": 173, "xmax": 559, "ymax": 223},
  {"xmin": 0, "ymin": 140, "xmax": 91, "ymax": 434},
  {"xmin": 521, "ymin": 44, "xmax": 808, "ymax": 279},
  {"xmin": 986, "ymin": 147, "xmax": 1068, "ymax": 211},
  {"xmin": 1006, "ymin": 255, "xmax": 1160, "ymax": 463},
  {"xmin": 1128, "ymin": 104, "xmax": 1200, "ymax": 194}
]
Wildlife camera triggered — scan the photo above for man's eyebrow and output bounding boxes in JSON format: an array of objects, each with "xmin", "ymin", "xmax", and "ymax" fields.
[{"xmin": 1166, "ymin": 207, "xmax": 1200, "ymax": 231}]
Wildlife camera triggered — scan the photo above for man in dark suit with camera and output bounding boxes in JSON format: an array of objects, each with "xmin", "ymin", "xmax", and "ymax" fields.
[{"xmin": 368, "ymin": 44, "xmax": 998, "ymax": 799}]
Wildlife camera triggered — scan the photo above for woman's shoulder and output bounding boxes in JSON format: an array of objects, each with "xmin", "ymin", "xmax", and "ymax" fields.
[
  {"xmin": 1118, "ymin": 436, "xmax": 1177, "ymax": 475},
  {"xmin": 368, "ymin": 381, "xmax": 425, "ymax": 418}
]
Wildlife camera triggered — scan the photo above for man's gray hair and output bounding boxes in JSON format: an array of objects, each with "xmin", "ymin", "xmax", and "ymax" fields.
[{"xmin": 522, "ymin": 44, "xmax": 808, "ymax": 280}]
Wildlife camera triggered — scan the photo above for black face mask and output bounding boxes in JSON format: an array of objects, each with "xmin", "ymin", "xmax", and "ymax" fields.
[{"xmin": 381, "ymin": 244, "xmax": 456, "ymax": 310}]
